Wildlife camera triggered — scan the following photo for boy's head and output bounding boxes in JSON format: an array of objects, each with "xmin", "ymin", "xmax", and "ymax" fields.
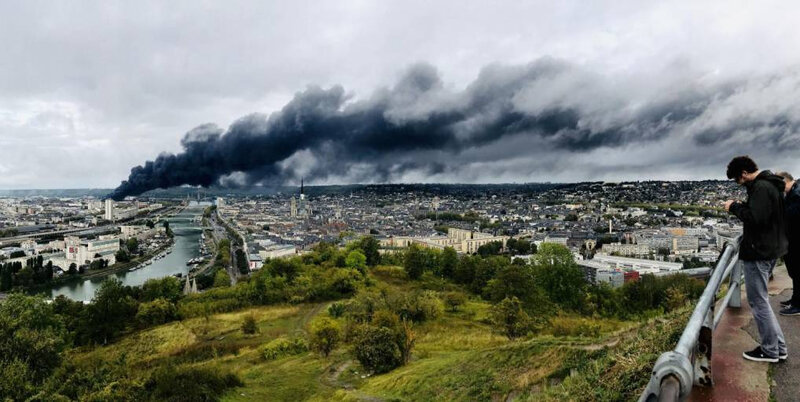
[{"xmin": 726, "ymin": 156, "xmax": 758, "ymax": 185}]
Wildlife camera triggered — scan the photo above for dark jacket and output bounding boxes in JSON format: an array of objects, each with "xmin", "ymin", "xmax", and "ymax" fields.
[
  {"xmin": 786, "ymin": 181, "xmax": 800, "ymax": 252},
  {"xmin": 729, "ymin": 170, "xmax": 788, "ymax": 261}
]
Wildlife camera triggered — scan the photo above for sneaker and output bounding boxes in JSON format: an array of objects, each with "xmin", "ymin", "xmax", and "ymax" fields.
[
  {"xmin": 780, "ymin": 299, "xmax": 793, "ymax": 307},
  {"xmin": 779, "ymin": 352, "xmax": 788, "ymax": 361},
  {"xmin": 780, "ymin": 306, "xmax": 800, "ymax": 316},
  {"xmin": 743, "ymin": 347, "xmax": 779, "ymax": 363}
]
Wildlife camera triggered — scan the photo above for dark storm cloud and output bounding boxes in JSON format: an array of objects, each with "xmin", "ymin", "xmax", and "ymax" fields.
[{"xmin": 110, "ymin": 60, "xmax": 800, "ymax": 199}]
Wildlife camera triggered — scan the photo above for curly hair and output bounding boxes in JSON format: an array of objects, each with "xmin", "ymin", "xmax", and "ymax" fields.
[{"xmin": 726, "ymin": 156, "xmax": 758, "ymax": 180}]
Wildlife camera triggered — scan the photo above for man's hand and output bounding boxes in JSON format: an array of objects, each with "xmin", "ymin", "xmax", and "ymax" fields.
[{"xmin": 724, "ymin": 200, "xmax": 735, "ymax": 211}]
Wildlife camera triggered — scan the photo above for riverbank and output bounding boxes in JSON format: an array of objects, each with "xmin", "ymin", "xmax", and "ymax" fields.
[{"xmin": 22, "ymin": 237, "xmax": 175, "ymax": 297}]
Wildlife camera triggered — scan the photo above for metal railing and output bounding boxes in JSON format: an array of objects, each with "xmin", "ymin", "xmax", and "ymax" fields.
[{"xmin": 639, "ymin": 237, "xmax": 742, "ymax": 402}]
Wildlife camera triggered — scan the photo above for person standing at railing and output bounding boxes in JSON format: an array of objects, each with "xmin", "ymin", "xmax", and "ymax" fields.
[
  {"xmin": 724, "ymin": 155, "xmax": 788, "ymax": 363},
  {"xmin": 776, "ymin": 171, "xmax": 800, "ymax": 316}
]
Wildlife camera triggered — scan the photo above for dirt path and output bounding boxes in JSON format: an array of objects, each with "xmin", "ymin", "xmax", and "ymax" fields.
[{"xmin": 294, "ymin": 303, "xmax": 327, "ymax": 335}]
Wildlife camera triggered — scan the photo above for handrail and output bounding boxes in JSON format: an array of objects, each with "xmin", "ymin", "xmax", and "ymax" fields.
[{"xmin": 639, "ymin": 237, "xmax": 742, "ymax": 401}]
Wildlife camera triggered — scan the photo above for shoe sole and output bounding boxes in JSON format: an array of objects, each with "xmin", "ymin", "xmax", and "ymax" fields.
[
  {"xmin": 779, "ymin": 311, "xmax": 800, "ymax": 316},
  {"xmin": 743, "ymin": 353, "xmax": 779, "ymax": 363},
  {"xmin": 780, "ymin": 355, "xmax": 788, "ymax": 361}
]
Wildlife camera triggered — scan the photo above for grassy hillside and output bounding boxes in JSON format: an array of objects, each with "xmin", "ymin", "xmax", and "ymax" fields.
[{"xmin": 61, "ymin": 267, "xmax": 689, "ymax": 402}]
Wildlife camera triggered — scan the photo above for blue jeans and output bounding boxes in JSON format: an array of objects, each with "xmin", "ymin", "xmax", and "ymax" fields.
[{"xmin": 743, "ymin": 260, "xmax": 787, "ymax": 357}]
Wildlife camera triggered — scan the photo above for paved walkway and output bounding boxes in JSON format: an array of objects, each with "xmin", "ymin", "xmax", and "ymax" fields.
[{"xmin": 690, "ymin": 264, "xmax": 797, "ymax": 402}]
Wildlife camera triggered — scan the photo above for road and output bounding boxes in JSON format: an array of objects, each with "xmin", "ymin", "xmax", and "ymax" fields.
[{"xmin": 206, "ymin": 211, "xmax": 240, "ymax": 285}]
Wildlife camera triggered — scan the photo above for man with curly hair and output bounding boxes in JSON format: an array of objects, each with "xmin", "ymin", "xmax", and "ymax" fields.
[{"xmin": 724, "ymin": 155, "xmax": 788, "ymax": 363}]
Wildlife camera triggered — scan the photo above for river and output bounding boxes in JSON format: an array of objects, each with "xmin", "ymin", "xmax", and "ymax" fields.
[{"xmin": 48, "ymin": 203, "xmax": 209, "ymax": 302}]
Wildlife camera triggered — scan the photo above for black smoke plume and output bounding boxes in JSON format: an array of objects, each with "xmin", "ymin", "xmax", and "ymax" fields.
[{"xmin": 109, "ymin": 59, "xmax": 799, "ymax": 199}]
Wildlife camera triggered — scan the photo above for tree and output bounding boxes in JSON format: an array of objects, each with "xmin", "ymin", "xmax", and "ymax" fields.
[
  {"xmin": 397, "ymin": 319, "xmax": 416, "ymax": 365},
  {"xmin": 0, "ymin": 294, "xmax": 66, "ymax": 400},
  {"xmin": 532, "ymin": 243, "xmax": 586, "ymax": 310},
  {"xmin": 442, "ymin": 291, "xmax": 467, "ymax": 312},
  {"xmin": 352, "ymin": 326, "xmax": 402, "ymax": 373},
  {"xmin": 403, "ymin": 244, "xmax": 426, "ymax": 280},
  {"xmin": 141, "ymin": 277, "xmax": 183, "ymax": 303},
  {"xmin": 477, "ymin": 241, "xmax": 503, "ymax": 257},
  {"xmin": 506, "ymin": 238, "xmax": 533, "ymax": 255},
  {"xmin": 267, "ymin": 258, "xmax": 300, "ymax": 282},
  {"xmin": 357, "ymin": 236, "xmax": 381, "ymax": 266},
  {"xmin": 490, "ymin": 296, "xmax": 532, "ymax": 339},
  {"xmin": 125, "ymin": 238, "xmax": 139, "ymax": 254},
  {"xmin": 115, "ymin": 249, "xmax": 130, "ymax": 263},
  {"xmin": 345, "ymin": 250, "xmax": 367, "ymax": 273},
  {"xmin": 308, "ymin": 317, "xmax": 341, "ymax": 357},
  {"xmin": 85, "ymin": 278, "xmax": 138, "ymax": 344},
  {"xmin": 213, "ymin": 269, "xmax": 231, "ymax": 287},
  {"xmin": 439, "ymin": 246, "xmax": 458, "ymax": 278},
  {"xmin": 0, "ymin": 265, "xmax": 11, "ymax": 291},
  {"xmin": 135, "ymin": 298, "xmax": 178, "ymax": 327},
  {"xmin": 68, "ymin": 263, "xmax": 77, "ymax": 275}
]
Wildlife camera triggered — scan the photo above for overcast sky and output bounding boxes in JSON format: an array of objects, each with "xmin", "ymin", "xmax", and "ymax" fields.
[{"xmin": 2, "ymin": 0, "xmax": 800, "ymax": 189}]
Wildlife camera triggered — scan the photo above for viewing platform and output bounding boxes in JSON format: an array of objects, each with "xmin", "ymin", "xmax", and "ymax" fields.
[
  {"xmin": 641, "ymin": 238, "xmax": 798, "ymax": 402},
  {"xmin": 690, "ymin": 263, "xmax": 796, "ymax": 402}
]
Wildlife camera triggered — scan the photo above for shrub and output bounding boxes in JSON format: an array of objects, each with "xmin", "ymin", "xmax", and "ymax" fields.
[
  {"xmin": 328, "ymin": 302, "xmax": 346, "ymax": 318},
  {"xmin": 309, "ymin": 317, "xmax": 341, "ymax": 357},
  {"xmin": 345, "ymin": 250, "xmax": 367, "ymax": 273},
  {"xmin": 145, "ymin": 365, "xmax": 242, "ymax": 401},
  {"xmin": 372, "ymin": 309, "xmax": 401, "ymax": 329},
  {"xmin": 213, "ymin": 269, "xmax": 231, "ymax": 288},
  {"xmin": 550, "ymin": 317, "xmax": 602, "ymax": 337},
  {"xmin": 241, "ymin": 314, "xmax": 258, "ymax": 335},
  {"xmin": 388, "ymin": 290, "xmax": 443, "ymax": 322},
  {"xmin": 135, "ymin": 298, "xmax": 178, "ymax": 328},
  {"xmin": 141, "ymin": 277, "xmax": 182, "ymax": 303},
  {"xmin": 443, "ymin": 291, "xmax": 467, "ymax": 312},
  {"xmin": 490, "ymin": 296, "xmax": 533, "ymax": 339},
  {"xmin": 261, "ymin": 337, "xmax": 308, "ymax": 360},
  {"xmin": 352, "ymin": 326, "xmax": 402, "ymax": 374}
]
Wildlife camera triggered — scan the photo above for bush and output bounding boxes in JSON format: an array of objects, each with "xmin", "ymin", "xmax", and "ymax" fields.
[
  {"xmin": 490, "ymin": 296, "xmax": 533, "ymax": 339},
  {"xmin": 345, "ymin": 250, "xmax": 367, "ymax": 273},
  {"xmin": 372, "ymin": 309, "xmax": 401, "ymax": 329},
  {"xmin": 213, "ymin": 269, "xmax": 231, "ymax": 288},
  {"xmin": 135, "ymin": 298, "xmax": 178, "ymax": 328},
  {"xmin": 328, "ymin": 302, "xmax": 346, "ymax": 318},
  {"xmin": 388, "ymin": 290, "xmax": 443, "ymax": 322},
  {"xmin": 145, "ymin": 365, "xmax": 242, "ymax": 401},
  {"xmin": 352, "ymin": 326, "xmax": 402, "ymax": 374},
  {"xmin": 241, "ymin": 314, "xmax": 258, "ymax": 335},
  {"xmin": 261, "ymin": 337, "xmax": 308, "ymax": 360},
  {"xmin": 550, "ymin": 317, "xmax": 602, "ymax": 337},
  {"xmin": 309, "ymin": 317, "xmax": 341, "ymax": 357},
  {"xmin": 442, "ymin": 291, "xmax": 467, "ymax": 312}
]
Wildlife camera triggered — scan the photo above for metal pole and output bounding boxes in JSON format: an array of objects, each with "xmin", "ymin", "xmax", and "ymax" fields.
[{"xmin": 728, "ymin": 261, "xmax": 742, "ymax": 308}]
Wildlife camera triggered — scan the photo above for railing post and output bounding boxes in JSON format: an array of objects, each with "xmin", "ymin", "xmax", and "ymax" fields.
[
  {"xmin": 694, "ymin": 305, "xmax": 714, "ymax": 386},
  {"xmin": 728, "ymin": 261, "xmax": 742, "ymax": 308}
]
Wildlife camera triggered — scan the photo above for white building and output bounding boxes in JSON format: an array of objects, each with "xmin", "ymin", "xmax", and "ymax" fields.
[
  {"xmin": 601, "ymin": 242, "xmax": 650, "ymax": 257},
  {"xmin": 65, "ymin": 235, "xmax": 120, "ymax": 265},
  {"xmin": 592, "ymin": 254, "xmax": 683, "ymax": 272},
  {"xmin": 259, "ymin": 244, "xmax": 297, "ymax": 260},
  {"xmin": 104, "ymin": 199, "xmax": 115, "ymax": 221}
]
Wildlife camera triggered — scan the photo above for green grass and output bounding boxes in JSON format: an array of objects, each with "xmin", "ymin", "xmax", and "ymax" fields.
[{"xmin": 65, "ymin": 272, "xmax": 692, "ymax": 402}]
